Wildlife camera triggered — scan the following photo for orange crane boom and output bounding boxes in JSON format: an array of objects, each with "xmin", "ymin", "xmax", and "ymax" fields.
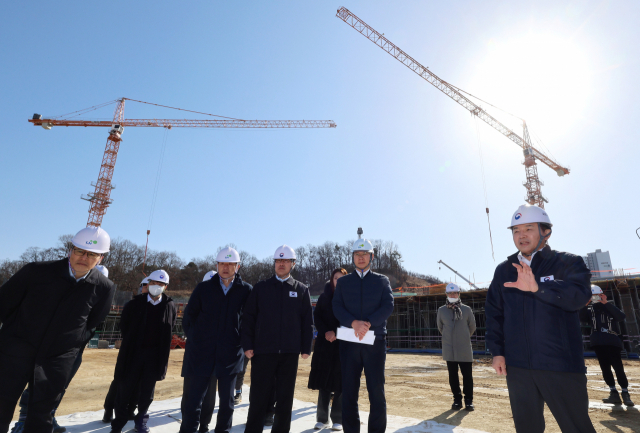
[
  {"xmin": 336, "ymin": 7, "xmax": 568, "ymax": 208},
  {"xmin": 30, "ymin": 98, "xmax": 336, "ymax": 227}
]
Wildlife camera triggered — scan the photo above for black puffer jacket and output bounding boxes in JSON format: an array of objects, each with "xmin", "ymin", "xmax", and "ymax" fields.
[
  {"xmin": 241, "ymin": 275, "xmax": 314, "ymax": 355},
  {"xmin": 308, "ymin": 282, "xmax": 341, "ymax": 392},
  {"xmin": 0, "ymin": 259, "xmax": 115, "ymax": 401},
  {"xmin": 579, "ymin": 302, "xmax": 625, "ymax": 349}
]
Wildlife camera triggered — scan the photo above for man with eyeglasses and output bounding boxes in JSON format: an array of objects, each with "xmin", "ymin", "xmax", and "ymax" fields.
[
  {"xmin": 110, "ymin": 269, "xmax": 177, "ymax": 433},
  {"xmin": 332, "ymin": 237, "xmax": 394, "ymax": 433},
  {"xmin": 242, "ymin": 245, "xmax": 314, "ymax": 433},
  {"xmin": 179, "ymin": 247, "xmax": 252, "ymax": 433},
  {"xmin": 0, "ymin": 227, "xmax": 115, "ymax": 433}
]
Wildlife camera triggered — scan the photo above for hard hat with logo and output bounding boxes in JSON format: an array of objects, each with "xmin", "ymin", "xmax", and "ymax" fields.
[
  {"xmin": 140, "ymin": 277, "xmax": 150, "ymax": 286},
  {"xmin": 591, "ymin": 285, "xmax": 603, "ymax": 295},
  {"xmin": 71, "ymin": 227, "xmax": 111, "ymax": 254},
  {"xmin": 445, "ymin": 283, "xmax": 461, "ymax": 293},
  {"xmin": 352, "ymin": 239, "xmax": 374, "ymax": 253},
  {"xmin": 94, "ymin": 265, "xmax": 109, "ymax": 278},
  {"xmin": 148, "ymin": 269, "xmax": 169, "ymax": 285},
  {"xmin": 508, "ymin": 204, "xmax": 552, "ymax": 229},
  {"xmin": 203, "ymin": 270, "xmax": 217, "ymax": 282},
  {"xmin": 216, "ymin": 247, "xmax": 240, "ymax": 263},
  {"xmin": 274, "ymin": 245, "xmax": 296, "ymax": 260}
]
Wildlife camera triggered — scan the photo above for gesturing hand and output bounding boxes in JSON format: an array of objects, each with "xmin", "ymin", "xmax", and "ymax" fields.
[{"xmin": 504, "ymin": 262, "xmax": 539, "ymax": 293}]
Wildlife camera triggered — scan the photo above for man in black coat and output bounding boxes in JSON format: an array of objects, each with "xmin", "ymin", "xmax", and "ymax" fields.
[
  {"xmin": 485, "ymin": 204, "xmax": 596, "ymax": 433},
  {"xmin": 110, "ymin": 269, "xmax": 177, "ymax": 433},
  {"xmin": 580, "ymin": 285, "xmax": 633, "ymax": 406},
  {"xmin": 241, "ymin": 245, "xmax": 314, "ymax": 433},
  {"xmin": 179, "ymin": 247, "xmax": 252, "ymax": 433},
  {"xmin": 0, "ymin": 227, "xmax": 115, "ymax": 433},
  {"xmin": 332, "ymin": 238, "xmax": 394, "ymax": 433}
]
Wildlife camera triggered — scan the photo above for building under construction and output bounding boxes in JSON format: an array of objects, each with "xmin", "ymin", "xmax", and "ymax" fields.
[{"xmin": 387, "ymin": 271, "xmax": 640, "ymax": 358}]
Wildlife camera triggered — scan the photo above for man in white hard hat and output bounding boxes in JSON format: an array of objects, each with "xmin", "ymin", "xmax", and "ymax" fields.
[
  {"xmin": 580, "ymin": 285, "xmax": 633, "ymax": 406},
  {"xmin": 110, "ymin": 270, "xmax": 177, "ymax": 433},
  {"xmin": 437, "ymin": 283, "xmax": 476, "ymax": 411},
  {"xmin": 180, "ymin": 247, "xmax": 252, "ymax": 433},
  {"xmin": 203, "ymin": 270, "xmax": 217, "ymax": 282},
  {"xmin": 485, "ymin": 204, "xmax": 596, "ymax": 433},
  {"xmin": 332, "ymin": 238, "xmax": 394, "ymax": 433},
  {"xmin": 242, "ymin": 245, "xmax": 314, "ymax": 433},
  {"xmin": 138, "ymin": 276, "xmax": 150, "ymax": 295},
  {"xmin": 0, "ymin": 227, "xmax": 115, "ymax": 433}
]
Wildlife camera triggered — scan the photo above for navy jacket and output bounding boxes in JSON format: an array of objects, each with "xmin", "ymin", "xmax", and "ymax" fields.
[
  {"xmin": 182, "ymin": 275, "xmax": 252, "ymax": 377},
  {"xmin": 579, "ymin": 302, "xmax": 626, "ymax": 349},
  {"xmin": 485, "ymin": 246, "xmax": 591, "ymax": 373},
  {"xmin": 0, "ymin": 259, "xmax": 114, "ymax": 401},
  {"xmin": 241, "ymin": 275, "xmax": 314, "ymax": 355},
  {"xmin": 332, "ymin": 270, "xmax": 394, "ymax": 339},
  {"xmin": 115, "ymin": 293, "xmax": 177, "ymax": 381}
]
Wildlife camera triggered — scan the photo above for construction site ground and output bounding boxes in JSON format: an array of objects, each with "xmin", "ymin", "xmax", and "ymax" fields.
[{"xmin": 14, "ymin": 351, "xmax": 640, "ymax": 432}]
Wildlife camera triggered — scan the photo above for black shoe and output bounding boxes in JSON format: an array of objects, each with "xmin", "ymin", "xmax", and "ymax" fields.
[
  {"xmin": 234, "ymin": 392, "xmax": 242, "ymax": 405},
  {"xmin": 128, "ymin": 412, "xmax": 136, "ymax": 421},
  {"xmin": 622, "ymin": 391, "xmax": 635, "ymax": 406},
  {"xmin": 102, "ymin": 410, "xmax": 113, "ymax": 423},
  {"xmin": 198, "ymin": 426, "xmax": 209, "ymax": 433},
  {"xmin": 265, "ymin": 414, "xmax": 275, "ymax": 426},
  {"xmin": 451, "ymin": 401, "xmax": 462, "ymax": 410},
  {"xmin": 464, "ymin": 401, "xmax": 475, "ymax": 411},
  {"xmin": 603, "ymin": 389, "xmax": 622, "ymax": 404}
]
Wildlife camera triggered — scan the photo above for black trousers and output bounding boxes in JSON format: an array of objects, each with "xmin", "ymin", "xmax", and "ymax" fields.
[
  {"xmin": 317, "ymin": 390, "xmax": 342, "ymax": 424},
  {"xmin": 235, "ymin": 356, "xmax": 250, "ymax": 391},
  {"xmin": 446, "ymin": 361, "xmax": 473, "ymax": 401},
  {"xmin": 0, "ymin": 389, "xmax": 57, "ymax": 433},
  {"xmin": 104, "ymin": 379, "xmax": 139, "ymax": 416},
  {"xmin": 594, "ymin": 345, "xmax": 629, "ymax": 389},
  {"xmin": 111, "ymin": 351, "xmax": 158, "ymax": 431},
  {"xmin": 180, "ymin": 374, "xmax": 236, "ymax": 433},
  {"xmin": 340, "ymin": 339, "xmax": 386, "ymax": 433},
  {"xmin": 244, "ymin": 353, "xmax": 299, "ymax": 433},
  {"xmin": 506, "ymin": 366, "xmax": 596, "ymax": 433}
]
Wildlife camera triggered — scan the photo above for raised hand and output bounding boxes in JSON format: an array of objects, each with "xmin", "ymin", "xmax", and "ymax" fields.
[{"xmin": 504, "ymin": 262, "xmax": 539, "ymax": 293}]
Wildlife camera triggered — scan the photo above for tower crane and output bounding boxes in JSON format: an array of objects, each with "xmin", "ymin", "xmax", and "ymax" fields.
[
  {"xmin": 336, "ymin": 7, "xmax": 569, "ymax": 208},
  {"xmin": 29, "ymin": 98, "xmax": 336, "ymax": 227}
]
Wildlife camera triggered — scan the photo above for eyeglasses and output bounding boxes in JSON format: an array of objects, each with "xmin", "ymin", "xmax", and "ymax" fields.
[
  {"xmin": 72, "ymin": 248, "xmax": 102, "ymax": 259},
  {"xmin": 354, "ymin": 252, "xmax": 370, "ymax": 258},
  {"xmin": 274, "ymin": 259, "xmax": 293, "ymax": 264}
]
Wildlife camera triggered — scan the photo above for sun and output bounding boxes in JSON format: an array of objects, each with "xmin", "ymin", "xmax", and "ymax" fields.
[{"xmin": 468, "ymin": 33, "xmax": 592, "ymax": 141}]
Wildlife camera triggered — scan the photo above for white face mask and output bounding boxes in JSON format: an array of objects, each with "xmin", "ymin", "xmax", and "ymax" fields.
[
  {"xmin": 149, "ymin": 285, "xmax": 165, "ymax": 297},
  {"xmin": 447, "ymin": 296, "xmax": 459, "ymax": 303}
]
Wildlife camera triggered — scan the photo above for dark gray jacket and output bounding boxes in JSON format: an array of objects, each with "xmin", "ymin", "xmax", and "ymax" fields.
[{"xmin": 437, "ymin": 303, "xmax": 476, "ymax": 362}]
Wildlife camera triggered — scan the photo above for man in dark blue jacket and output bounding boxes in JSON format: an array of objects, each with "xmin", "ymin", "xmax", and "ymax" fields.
[
  {"xmin": 332, "ymin": 237, "xmax": 394, "ymax": 433},
  {"xmin": 485, "ymin": 204, "xmax": 596, "ymax": 433},
  {"xmin": 180, "ymin": 247, "xmax": 252, "ymax": 433},
  {"xmin": 241, "ymin": 245, "xmax": 314, "ymax": 433}
]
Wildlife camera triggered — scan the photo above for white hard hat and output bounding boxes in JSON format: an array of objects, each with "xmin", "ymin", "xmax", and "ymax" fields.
[
  {"xmin": 446, "ymin": 283, "xmax": 460, "ymax": 293},
  {"xmin": 148, "ymin": 269, "xmax": 169, "ymax": 285},
  {"xmin": 274, "ymin": 245, "xmax": 296, "ymax": 260},
  {"xmin": 508, "ymin": 204, "xmax": 552, "ymax": 229},
  {"xmin": 591, "ymin": 285, "xmax": 603, "ymax": 295},
  {"xmin": 140, "ymin": 277, "xmax": 150, "ymax": 286},
  {"xmin": 352, "ymin": 239, "xmax": 374, "ymax": 253},
  {"xmin": 71, "ymin": 227, "xmax": 111, "ymax": 254},
  {"xmin": 94, "ymin": 265, "xmax": 109, "ymax": 278},
  {"xmin": 203, "ymin": 270, "xmax": 217, "ymax": 282},
  {"xmin": 216, "ymin": 247, "xmax": 240, "ymax": 263}
]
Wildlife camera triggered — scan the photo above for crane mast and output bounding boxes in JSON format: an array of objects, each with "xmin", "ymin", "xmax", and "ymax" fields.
[{"xmin": 336, "ymin": 7, "xmax": 569, "ymax": 208}]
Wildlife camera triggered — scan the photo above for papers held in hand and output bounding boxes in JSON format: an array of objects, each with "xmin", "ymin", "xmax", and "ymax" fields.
[{"xmin": 337, "ymin": 326, "xmax": 375, "ymax": 345}]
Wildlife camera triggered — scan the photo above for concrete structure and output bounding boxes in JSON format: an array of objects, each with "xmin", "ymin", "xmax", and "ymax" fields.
[{"xmin": 584, "ymin": 249, "xmax": 614, "ymax": 279}]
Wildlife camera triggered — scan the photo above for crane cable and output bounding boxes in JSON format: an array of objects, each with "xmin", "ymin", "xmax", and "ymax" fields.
[{"xmin": 473, "ymin": 115, "xmax": 495, "ymax": 261}]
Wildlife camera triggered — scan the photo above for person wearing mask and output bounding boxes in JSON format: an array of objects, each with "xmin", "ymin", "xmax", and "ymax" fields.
[
  {"xmin": 0, "ymin": 227, "xmax": 115, "ymax": 433},
  {"xmin": 179, "ymin": 248, "xmax": 252, "ymax": 433},
  {"xmin": 485, "ymin": 204, "xmax": 596, "ymax": 433},
  {"xmin": 580, "ymin": 285, "xmax": 633, "ymax": 406},
  {"xmin": 110, "ymin": 270, "xmax": 177, "ymax": 433},
  {"xmin": 102, "ymin": 275, "xmax": 149, "ymax": 424},
  {"xmin": 242, "ymin": 245, "xmax": 314, "ymax": 433},
  {"xmin": 332, "ymin": 237, "xmax": 394, "ymax": 433},
  {"xmin": 308, "ymin": 268, "xmax": 347, "ymax": 431},
  {"xmin": 437, "ymin": 283, "xmax": 476, "ymax": 411}
]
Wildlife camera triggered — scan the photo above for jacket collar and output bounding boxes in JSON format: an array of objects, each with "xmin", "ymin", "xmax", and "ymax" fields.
[
  {"xmin": 271, "ymin": 275, "xmax": 295, "ymax": 286},
  {"xmin": 508, "ymin": 245, "xmax": 553, "ymax": 264}
]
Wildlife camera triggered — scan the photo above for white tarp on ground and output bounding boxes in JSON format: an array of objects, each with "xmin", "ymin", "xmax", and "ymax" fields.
[{"xmin": 10, "ymin": 386, "xmax": 489, "ymax": 433}]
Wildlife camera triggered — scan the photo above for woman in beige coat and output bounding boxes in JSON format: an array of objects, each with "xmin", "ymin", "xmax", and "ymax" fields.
[{"xmin": 437, "ymin": 283, "xmax": 477, "ymax": 411}]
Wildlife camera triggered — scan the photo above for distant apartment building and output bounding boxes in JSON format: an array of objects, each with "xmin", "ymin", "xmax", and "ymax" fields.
[{"xmin": 583, "ymin": 249, "xmax": 614, "ymax": 278}]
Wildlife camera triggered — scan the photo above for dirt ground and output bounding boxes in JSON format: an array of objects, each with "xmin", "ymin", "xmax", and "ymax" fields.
[{"xmin": 13, "ymin": 351, "xmax": 640, "ymax": 432}]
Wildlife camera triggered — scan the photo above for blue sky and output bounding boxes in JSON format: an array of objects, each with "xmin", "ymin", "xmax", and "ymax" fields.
[{"xmin": 1, "ymin": 1, "xmax": 638, "ymax": 287}]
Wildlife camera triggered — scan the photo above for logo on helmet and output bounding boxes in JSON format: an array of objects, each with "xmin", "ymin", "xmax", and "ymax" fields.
[
  {"xmin": 359, "ymin": 244, "xmax": 364, "ymax": 248},
  {"xmin": 160, "ymin": 275, "xmax": 164, "ymax": 279},
  {"xmin": 514, "ymin": 213, "xmax": 522, "ymax": 220},
  {"xmin": 86, "ymin": 240, "xmax": 98, "ymax": 245},
  {"xmin": 279, "ymin": 253, "xmax": 284, "ymax": 257},
  {"xmin": 225, "ymin": 254, "xmax": 232, "ymax": 259}
]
